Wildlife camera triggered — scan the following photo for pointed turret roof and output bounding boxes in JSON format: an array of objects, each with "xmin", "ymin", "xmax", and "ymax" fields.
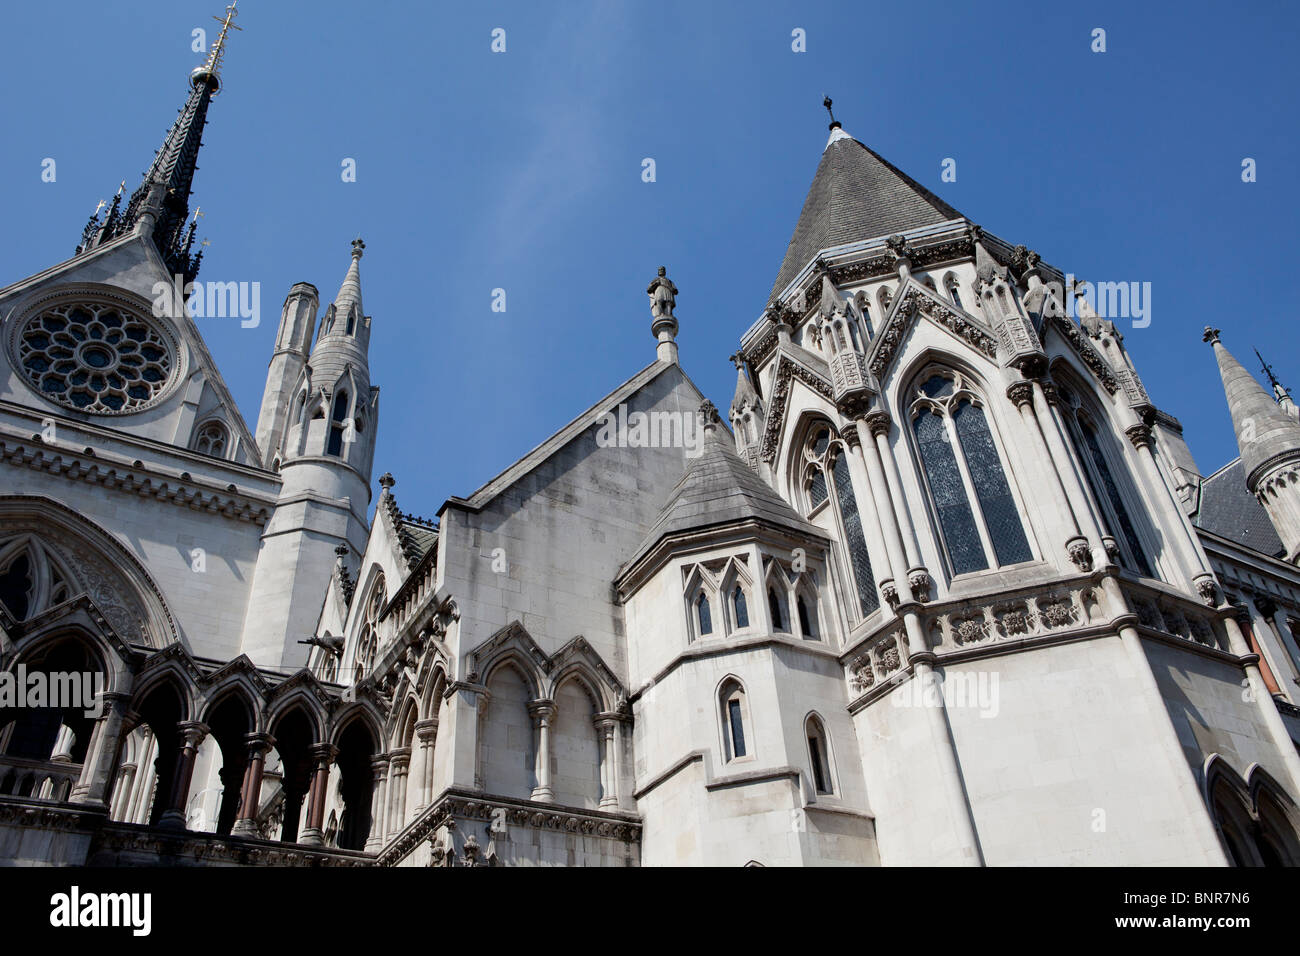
[
  {"xmin": 730, "ymin": 355, "xmax": 760, "ymax": 416},
  {"xmin": 769, "ymin": 127, "xmax": 962, "ymax": 299},
  {"xmin": 1205, "ymin": 328, "xmax": 1300, "ymax": 490},
  {"xmin": 624, "ymin": 404, "xmax": 825, "ymax": 573},
  {"xmin": 333, "ymin": 238, "xmax": 366, "ymax": 319}
]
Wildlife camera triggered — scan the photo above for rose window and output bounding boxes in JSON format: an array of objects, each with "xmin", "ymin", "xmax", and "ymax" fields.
[{"xmin": 16, "ymin": 303, "xmax": 175, "ymax": 413}]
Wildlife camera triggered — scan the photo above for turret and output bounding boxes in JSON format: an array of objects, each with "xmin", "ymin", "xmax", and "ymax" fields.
[
  {"xmin": 239, "ymin": 239, "xmax": 379, "ymax": 669},
  {"xmin": 254, "ymin": 282, "xmax": 318, "ymax": 469}
]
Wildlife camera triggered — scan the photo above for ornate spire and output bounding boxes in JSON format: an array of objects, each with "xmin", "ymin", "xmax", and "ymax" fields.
[
  {"xmin": 730, "ymin": 353, "xmax": 760, "ymax": 416},
  {"xmin": 1205, "ymin": 327, "xmax": 1300, "ymax": 491},
  {"xmin": 74, "ymin": 3, "xmax": 240, "ymax": 284}
]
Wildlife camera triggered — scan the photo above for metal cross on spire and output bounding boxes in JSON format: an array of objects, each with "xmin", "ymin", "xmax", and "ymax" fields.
[
  {"xmin": 823, "ymin": 95, "xmax": 841, "ymax": 131},
  {"xmin": 199, "ymin": 1, "xmax": 242, "ymax": 85},
  {"xmin": 1256, "ymin": 348, "xmax": 1293, "ymax": 404}
]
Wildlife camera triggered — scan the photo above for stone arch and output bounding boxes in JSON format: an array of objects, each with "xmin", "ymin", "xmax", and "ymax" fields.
[
  {"xmin": 0, "ymin": 496, "xmax": 180, "ymax": 649},
  {"xmin": 479, "ymin": 660, "xmax": 537, "ymax": 800},
  {"xmin": 331, "ymin": 708, "xmax": 381, "ymax": 851},
  {"xmin": 549, "ymin": 671, "xmax": 602, "ymax": 809}
]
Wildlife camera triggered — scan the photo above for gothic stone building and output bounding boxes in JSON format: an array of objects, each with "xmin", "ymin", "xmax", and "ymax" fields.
[{"xmin": 3, "ymin": 47, "xmax": 1300, "ymax": 869}]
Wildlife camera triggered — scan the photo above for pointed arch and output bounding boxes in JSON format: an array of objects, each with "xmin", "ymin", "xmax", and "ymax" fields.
[
  {"xmin": 717, "ymin": 675, "xmax": 752, "ymax": 763},
  {"xmin": 804, "ymin": 712, "xmax": 835, "ymax": 796}
]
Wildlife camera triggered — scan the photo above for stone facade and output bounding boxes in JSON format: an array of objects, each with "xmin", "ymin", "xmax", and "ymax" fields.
[{"xmin": 3, "ymin": 43, "xmax": 1300, "ymax": 869}]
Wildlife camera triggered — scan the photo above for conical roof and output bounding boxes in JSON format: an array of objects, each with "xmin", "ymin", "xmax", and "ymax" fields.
[
  {"xmin": 769, "ymin": 128, "xmax": 962, "ymax": 299},
  {"xmin": 624, "ymin": 419, "xmax": 825, "ymax": 571},
  {"xmin": 1207, "ymin": 329, "xmax": 1300, "ymax": 489}
]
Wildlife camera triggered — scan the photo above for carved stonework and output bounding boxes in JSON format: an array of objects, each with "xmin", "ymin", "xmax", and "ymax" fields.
[
  {"xmin": 758, "ymin": 355, "xmax": 834, "ymax": 464},
  {"xmin": 907, "ymin": 568, "xmax": 932, "ymax": 604},
  {"xmin": 1194, "ymin": 574, "xmax": 1219, "ymax": 608},
  {"xmin": 1006, "ymin": 381, "xmax": 1035, "ymax": 409},
  {"xmin": 868, "ymin": 289, "xmax": 998, "ymax": 382},
  {"xmin": 864, "ymin": 411, "xmax": 892, "ymax": 439},
  {"xmin": 1048, "ymin": 314, "xmax": 1120, "ymax": 394},
  {"xmin": 1125, "ymin": 423, "xmax": 1154, "ymax": 451},
  {"xmin": 879, "ymin": 579, "xmax": 898, "ymax": 611},
  {"xmin": 1066, "ymin": 536, "xmax": 1093, "ymax": 572}
]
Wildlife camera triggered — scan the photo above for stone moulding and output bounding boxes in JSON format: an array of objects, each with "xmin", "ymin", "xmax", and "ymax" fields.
[
  {"xmin": 758, "ymin": 354, "xmax": 835, "ymax": 464},
  {"xmin": 378, "ymin": 788, "xmax": 642, "ymax": 867}
]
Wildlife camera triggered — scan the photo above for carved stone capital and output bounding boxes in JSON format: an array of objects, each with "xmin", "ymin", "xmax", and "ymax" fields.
[
  {"xmin": 1125, "ymin": 423, "xmax": 1154, "ymax": 451},
  {"xmin": 1193, "ymin": 574, "xmax": 1220, "ymax": 608},
  {"xmin": 879, "ymin": 579, "xmax": 899, "ymax": 611},
  {"xmin": 1006, "ymin": 381, "xmax": 1035, "ymax": 409},
  {"xmin": 906, "ymin": 568, "xmax": 932, "ymax": 604},
  {"xmin": 839, "ymin": 423, "xmax": 863, "ymax": 449},
  {"xmin": 864, "ymin": 411, "xmax": 892, "ymax": 439},
  {"xmin": 1039, "ymin": 381, "xmax": 1061, "ymax": 406}
]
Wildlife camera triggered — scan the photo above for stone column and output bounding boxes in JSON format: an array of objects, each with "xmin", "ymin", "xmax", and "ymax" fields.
[
  {"xmin": 110, "ymin": 763, "xmax": 137, "ymax": 821},
  {"xmin": 1223, "ymin": 608, "xmax": 1300, "ymax": 797},
  {"xmin": 839, "ymin": 424, "xmax": 893, "ymax": 614},
  {"xmin": 231, "ymin": 733, "xmax": 275, "ymax": 837},
  {"xmin": 126, "ymin": 728, "xmax": 155, "ymax": 824},
  {"xmin": 157, "ymin": 721, "xmax": 209, "ymax": 831},
  {"xmin": 528, "ymin": 699, "xmax": 556, "ymax": 802},
  {"xmin": 386, "ymin": 747, "xmax": 412, "ymax": 837},
  {"xmin": 365, "ymin": 755, "xmax": 390, "ymax": 852},
  {"xmin": 1006, "ymin": 381, "xmax": 1091, "ymax": 569},
  {"xmin": 413, "ymin": 718, "xmax": 438, "ymax": 811},
  {"xmin": 869, "ymin": 411, "xmax": 928, "ymax": 590},
  {"xmin": 71, "ymin": 691, "xmax": 131, "ymax": 805},
  {"xmin": 596, "ymin": 716, "xmax": 619, "ymax": 810},
  {"xmin": 852, "ymin": 415, "xmax": 912, "ymax": 602},
  {"xmin": 1126, "ymin": 422, "xmax": 1217, "ymax": 596},
  {"xmin": 1035, "ymin": 381, "xmax": 1109, "ymax": 565},
  {"xmin": 298, "ymin": 743, "xmax": 338, "ymax": 847}
]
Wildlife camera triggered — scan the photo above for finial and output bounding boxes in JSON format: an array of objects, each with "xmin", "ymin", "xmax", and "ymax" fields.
[
  {"xmin": 1256, "ymin": 348, "xmax": 1293, "ymax": 404},
  {"xmin": 192, "ymin": 1, "xmax": 241, "ymax": 92},
  {"xmin": 334, "ymin": 543, "xmax": 349, "ymax": 559},
  {"xmin": 699, "ymin": 400, "xmax": 721, "ymax": 428},
  {"xmin": 379, "ymin": 471, "xmax": 395, "ymax": 491},
  {"xmin": 730, "ymin": 352, "xmax": 746, "ymax": 371},
  {"xmin": 93, "ymin": 199, "xmax": 107, "ymax": 216},
  {"xmin": 823, "ymin": 95, "xmax": 841, "ymax": 131},
  {"xmin": 648, "ymin": 266, "xmax": 679, "ymax": 363},
  {"xmin": 351, "ymin": 237, "xmax": 366, "ymax": 259},
  {"xmin": 1202, "ymin": 326, "xmax": 1221, "ymax": 344}
]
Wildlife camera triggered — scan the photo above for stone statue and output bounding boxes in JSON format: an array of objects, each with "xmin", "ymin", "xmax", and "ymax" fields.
[{"xmin": 647, "ymin": 267, "xmax": 678, "ymax": 321}]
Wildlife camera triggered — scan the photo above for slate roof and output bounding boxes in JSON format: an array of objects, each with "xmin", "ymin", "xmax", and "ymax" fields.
[
  {"xmin": 769, "ymin": 128, "xmax": 963, "ymax": 299},
  {"xmin": 1193, "ymin": 458, "xmax": 1284, "ymax": 558},
  {"xmin": 623, "ymin": 425, "xmax": 826, "ymax": 573}
]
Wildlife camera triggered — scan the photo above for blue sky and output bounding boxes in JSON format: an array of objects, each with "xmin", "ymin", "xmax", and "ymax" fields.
[{"xmin": 2, "ymin": 0, "xmax": 1297, "ymax": 520}]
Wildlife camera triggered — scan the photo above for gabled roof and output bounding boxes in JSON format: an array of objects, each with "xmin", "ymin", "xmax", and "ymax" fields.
[
  {"xmin": 1193, "ymin": 458, "xmax": 1284, "ymax": 558},
  {"xmin": 769, "ymin": 128, "xmax": 963, "ymax": 299},
  {"xmin": 623, "ymin": 422, "xmax": 826, "ymax": 574},
  {"xmin": 448, "ymin": 360, "xmax": 696, "ymax": 513}
]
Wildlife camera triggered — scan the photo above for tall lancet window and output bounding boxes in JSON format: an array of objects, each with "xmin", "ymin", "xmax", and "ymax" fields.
[
  {"xmin": 1055, "ymin": 380, "xmax": 1154, "ymax": 577},
  {"xmin": 327, "ymin": 390, "xmax": 349, "ymax": 457},
  {"xmin": 910, "ymin": 369, "xmax": 1033, "ymax": 576},
  {"xmin": 943, "ymin": 272, "xmax": 964, "ymax": 310},
  {"xmin": 801, "ymin": 424, "xmax": 879, "ymax": 617}
]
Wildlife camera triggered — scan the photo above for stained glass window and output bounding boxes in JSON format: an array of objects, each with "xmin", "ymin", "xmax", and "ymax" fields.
[
  {"xmin": 953, "ymin": 401, "xmax": 1032, "ymax": 566},
  {"xmin": 915, "ymin": 408, "xmax": 987, "ymax": 575},
  {"xmin": 830, "ymin": 453, "xmax": 878, "ymax": 615},
  {"xmin": 912, "ymin": 371, "xmax": 1033, "ymax": 576},
  {"xmin": 1080, "ymin": 421, "xmax": 1153, "ymax": 577}
]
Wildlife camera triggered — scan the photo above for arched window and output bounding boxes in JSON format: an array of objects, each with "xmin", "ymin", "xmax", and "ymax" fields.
[
  {"xmin": 731, "ymin": 586, "xmax": 749, "ymax": 629},
  {"xmin": 943, "ymin": 272, "xmax": 964, "ymax": 310},
  {"xmin": 719, "ymin": 679, "xmax": 750, "ymax": 761},
  {"xmin": 767, "ymin": 585, "xmax": 786, "ymax": 631},
  {"xmin": 910, "ymin": 369, "xmax": 1032, "ymax": 576},
  {"xmin": 852, "ymin": 291, "xmax": 873, "ymax": 341},
  {"xmin": 354, "ymin": 573, "xmax": 384, "ymax": 682},
  {"xmin": 192, "ymin": 420, "xmax": 228, "ymax": 459},
  {"xmin": 801, "ymin": 425, "xmax": 878, "ymax": 616},
  {"xmin": 695, "ymin": 591, "xmax": 713, "ymax": 637},
  {"xmin": 327, "ymin": 390, "xmax": 349, "ymax": 457},
  {"xmin": 1054, "ymin": 380, "xmax": 1154, "ymax": 577},
  {"xmin": 797, "ymin": 593, "xmax": 818, "ymax": 640},
  {"xmin": 805, "ymin": 715, "xmax": 834, "ymax": 795},
  {"xmin": 0, "ymin": 536, "xmax": 73, "ymax": 622}
]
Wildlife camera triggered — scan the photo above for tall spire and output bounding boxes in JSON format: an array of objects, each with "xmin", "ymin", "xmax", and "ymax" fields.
[
  {"xmin": 74, "ymin": 2, "xmax": 240, "ymax": 283},
  {"xmin": 1204, "ymin": 327, "xmax": 1300, "ymax": 491}
]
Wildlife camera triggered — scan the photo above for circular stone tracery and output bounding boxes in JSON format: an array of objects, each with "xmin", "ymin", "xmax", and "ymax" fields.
[{"xmin": 16, "ymin": 302, "xmax": 175, "ymax": 413}]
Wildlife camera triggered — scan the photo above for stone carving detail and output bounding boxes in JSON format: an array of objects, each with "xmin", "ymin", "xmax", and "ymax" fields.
[
  {"xmin": 868, "ymin": 288, "xmax": 998, "ymax": 381},
  {"xmin": 1048, "ymin": 314, "xmax": 1120, "ymax": 394},
  {"xmin": 1193, "ymin": 574, "xmax": 1219, "ymax": 607},
  {"xmin": 879, "ymin": 579, "xmax": 898, "ymax": 611},
  {"xmin": 907, "ymin": 568, "xmax": 932, "ymax": 604},
  {"xmin": 1066, "ymin": 537, "xmax": 1093, "ymax": 572},
  {"xmin": 759, "ymin": 356, "xmax": 834, "ymax": 464},
  {"xmin": 845, "ymin": 630, "xmax": 906, "ymax": 697}
]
